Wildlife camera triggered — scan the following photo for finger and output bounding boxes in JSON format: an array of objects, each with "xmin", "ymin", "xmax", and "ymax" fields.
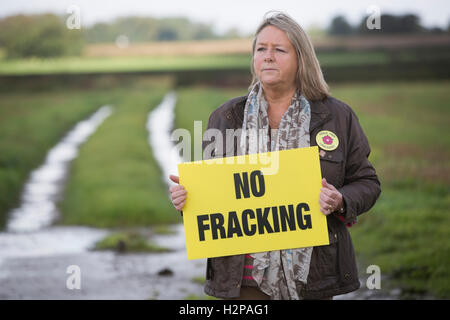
[
  {"xmin": 173, "ymin": 195, "xmax": 186, "ymax": 206},
  {"xmin": 169, "ymin": 185, "xmax": 184, "ymax": 193},
  {"xmin": 171, "ymin": 189, "xmax": 187, "ymax": 199},
  {"xmin": 319, "ymin": 198, "xmax": 334, "ymax": 213},
  {"xmin": 319, "ymin": 192, "xmax": 329, "ymax": 203},
  {"xmin": 320, "ymin": 206, "xmax": 332, "ymax": 215},
  {"xmin": 320, "ymin": 192, "xmax": 334, "ymax": 205},
  {"xmin": 319, "ymin": 198, "xmax": 333, "ymax": 212},
  {"xmin": 323, "ymin": 179, "xmax": 337, "ymax": 191},
  {"xmin": 169, "ymin": 175, "xmax": 180, "ymax": 184},
  {"xmin": 319, "ymin": 202, "xmax": 326, "ymax": 214},
  {"xmin": 176, "ymin": 200, "xmax": 186, "ymax": 211},
  {"xmin": 322, "ymin": 178, "xmax": 331, "ymax": 188},
  {"xmin": 320, "ymin": 187, "xmax": 334, "ymax": 197},
  {"xmin": 320, "ymin": 202, "xmax": 334, "ymax": 213},
  {"xmin": 321, "ymin": 188, "xmax": 338, "ymax": 200}
]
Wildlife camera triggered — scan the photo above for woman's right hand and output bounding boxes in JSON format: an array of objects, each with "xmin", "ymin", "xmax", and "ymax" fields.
[{"xmin": 169, "ymin": 175, "xmax": 187, "ymax": 211}]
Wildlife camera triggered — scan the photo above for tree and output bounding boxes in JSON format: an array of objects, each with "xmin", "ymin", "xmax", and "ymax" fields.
[
  {"xmin": 358, "ymin": 13, "xmax": 424, "ymax": 35},
  {"xmin": 84, "ymin": 16, "xmax": 220, "ymax": 43},
  {"xmin": 0, "ymin": 14, "xmax": 84, "ymax": 58},
  {"xmin": 328, "ymin": 15, "xmax": 354, "ymax": 35}
]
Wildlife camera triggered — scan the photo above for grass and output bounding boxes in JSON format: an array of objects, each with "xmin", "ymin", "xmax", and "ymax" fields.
[
  {"xmin": 173, "ymin": 80, "xmax": 450, "ymax": 298},
  {"xmin": 174, "ymin": 86, "xmax": 247, "ymax": 161},
  {"xmin": 0, "ymin": 51, "xmax": 403, "ymax": 75},
  {"xmin": 350, "ymin": 185, "xmax": 449, "ymax": 298},
  {"xmin": 152, "ymin": 224, "xmax": 177, "ymax": 235},
  {"xmin": 0, "ymin": 75, "xmax": 181, "ymax": 230},
  {"xmin": 0, "ymin": 83, "xmax": 118, "ymax": 229},
  {"xmin": 0, "ymin": 55, "xmax": 251, "ymax": 75},
  {"xmin": 93, "ymin": 230, "xmax": 172, "ymax": 253},
  {"xmin": 330, "ymin": 80, "xmax": 450, "ymax": 298},
  {"xmin": 191, "ymin": 276, "xmax": 206, "ymax": 285},
  {"xmin": 58, "ymin": 78, "xmax": 180, "ymax": 227}
]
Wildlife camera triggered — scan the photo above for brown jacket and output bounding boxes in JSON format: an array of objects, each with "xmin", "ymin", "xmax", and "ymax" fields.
[{"xmin": 201, "ymin": 95, "xmax": 381, "ymax": 299}]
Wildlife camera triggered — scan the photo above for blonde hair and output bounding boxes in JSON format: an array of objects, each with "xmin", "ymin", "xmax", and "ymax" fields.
[{"xmin": 250, "ymin": 11, "xmax": 330, "ymax": 101}]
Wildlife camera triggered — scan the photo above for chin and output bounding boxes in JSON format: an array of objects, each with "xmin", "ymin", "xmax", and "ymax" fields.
[{"xmin": 260, "ymin": 78, "xmax": 281, "ymax": 86}]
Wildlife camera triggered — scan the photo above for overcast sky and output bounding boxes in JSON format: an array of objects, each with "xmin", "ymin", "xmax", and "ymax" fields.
[{"xmin": 1, "ymin": 0, "xmax": 449, "ymax": 34}]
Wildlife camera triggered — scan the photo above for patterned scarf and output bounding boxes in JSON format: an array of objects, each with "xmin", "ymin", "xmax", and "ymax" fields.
[{"xmin": 239, "ymin": 82, "xmax": 313, "ymax": 300}]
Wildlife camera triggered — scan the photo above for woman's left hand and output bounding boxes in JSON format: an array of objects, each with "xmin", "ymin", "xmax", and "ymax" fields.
[{"xmin": 319, "ymin": 178, "xmax": 344, "ymax": 215}]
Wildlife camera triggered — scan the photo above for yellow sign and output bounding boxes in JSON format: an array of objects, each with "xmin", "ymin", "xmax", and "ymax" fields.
[
  {"xmin": 178, "ymin": 146, "xmax": 329, "ymax": 260},
  {"xmin": 316, "ymin": 130, "xmax": 339, "ymax": 151}
]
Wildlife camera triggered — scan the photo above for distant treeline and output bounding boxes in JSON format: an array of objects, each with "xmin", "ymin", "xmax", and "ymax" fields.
[
  {"xmin": 328, "ymin": 13, "xmax": 449, "ymax": 35},
  {"xmin": 0, "ymin": 14, "xmax": 241, "ymax": 58},
  {"xmin": 0, "ymin": 12, "xmax": 448, "ymax": 58},
  {"xmin": 85, "ymin": 16, "xmax": 241, "ymax": 43},
  {"xmin": 0, "ymin": 14, "xmax": 84, "ymax": 58}
]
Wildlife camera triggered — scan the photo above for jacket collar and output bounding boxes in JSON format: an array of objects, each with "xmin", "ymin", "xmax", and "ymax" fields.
[
  {"xmin": 309, "ymin": 99, "xmax": 331, "ymax": 132},
  {"xmin": 228, "ymin": 95, "xmax": 331, "ymax": 132}
]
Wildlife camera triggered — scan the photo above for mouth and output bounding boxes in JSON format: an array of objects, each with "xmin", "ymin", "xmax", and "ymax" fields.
[{"xmin": 262, "ymin": 68, "xmax": 277, "ymax": 71}]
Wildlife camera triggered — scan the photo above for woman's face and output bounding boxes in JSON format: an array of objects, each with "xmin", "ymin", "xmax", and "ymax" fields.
[{"xmin": 253, "ymin": 25, "xmax": 298, "ymax": 89}]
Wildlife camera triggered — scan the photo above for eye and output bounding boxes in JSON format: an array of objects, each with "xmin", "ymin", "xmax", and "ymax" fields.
[
  {"xmin": 276, "ymin": 48, "xmax": 286, "ymax": 53},
  {"xmin": 256, "ymin": 47, "xmax": 265, "ymax": 52}
]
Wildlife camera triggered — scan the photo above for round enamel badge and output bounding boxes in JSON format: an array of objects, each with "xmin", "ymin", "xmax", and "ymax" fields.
[{"xmin": 316, "ymin": 130, "xmax": 339, "ymax": 151}]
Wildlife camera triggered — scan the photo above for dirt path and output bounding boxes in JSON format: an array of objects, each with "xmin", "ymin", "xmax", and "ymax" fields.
[{"xmin": 0, "ymin": 225, "xmax": 206, "ymax": 300}]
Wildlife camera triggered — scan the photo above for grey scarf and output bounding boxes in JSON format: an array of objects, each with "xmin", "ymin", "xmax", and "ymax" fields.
[{"xmin": 239, "ymin": 82, "xmax": 313, "ymax": 300}]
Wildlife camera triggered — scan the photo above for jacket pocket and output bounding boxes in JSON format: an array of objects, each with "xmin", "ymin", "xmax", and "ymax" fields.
[{"xmin": 319, "ymin": 150, "xmax": 344, "ymax": 187}]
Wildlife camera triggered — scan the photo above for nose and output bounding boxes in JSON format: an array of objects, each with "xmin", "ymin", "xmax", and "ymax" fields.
[{"xmin": 264, "ymin": 48, "xmax": 275, "ymax": 62}]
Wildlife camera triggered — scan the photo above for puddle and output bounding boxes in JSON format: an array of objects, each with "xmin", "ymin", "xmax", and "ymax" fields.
[
  {"xmin": 146, "ymin": 91, "xmax": 182, "ymax": 187},
  {"xmin": 0, "ymin": 224, "xmax": 205, "ymax": 300},
  {"xmin": 6, "ymin": 106, "xmax": 113, "ymax": 233}
]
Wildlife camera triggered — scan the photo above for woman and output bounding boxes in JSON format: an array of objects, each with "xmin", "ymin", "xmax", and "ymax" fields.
[{"xmin": 169, "ymin": 11, "xmax": 381, "ymax": 300}]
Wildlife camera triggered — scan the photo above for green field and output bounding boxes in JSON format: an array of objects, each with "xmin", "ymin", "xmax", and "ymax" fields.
[
  {"xmin": 332, "ymin": 81, "xmax": 450, "ymax": 298},
  {"xmin": 0, "ymin": 55, "xmax": 250, "ymax": 75},
  {"xmin": 58, "ymin": 78, "xmax": 180, "ymax": 227},
  {"xmin": 0, "ymin": 51, "xmax": 420, "ymax": 75},
  {"xmin": 0, "ymin": 82, "xmax": 116, "ymax": 227},
  {"xmin": 0, "ymin": 76, "xmax": 180, "ymax": 229}
]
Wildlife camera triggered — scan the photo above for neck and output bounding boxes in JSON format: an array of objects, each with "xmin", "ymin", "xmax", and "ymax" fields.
[
  {"xmin": 260, "ymin": 83, "xmax": 297, "ymax": 129},
  {"xmin": 261, "ymin": 83, "xmax": 297, "ymax": 106}
]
